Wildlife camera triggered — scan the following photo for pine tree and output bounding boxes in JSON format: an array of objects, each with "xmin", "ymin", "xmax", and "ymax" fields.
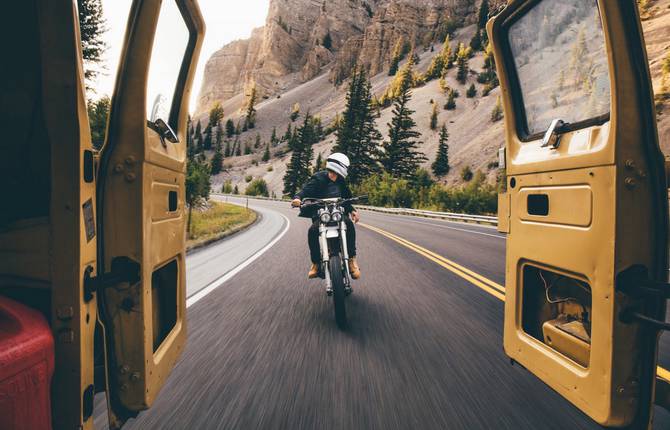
[
  {"xmin": 262, "ymin": 143, "xmax": 271, "ymax": 162},
  {"xmin": 283, "ymin": 113, "xmax": 317, "ymax": 196},
  {"xmin": 203, "ymin": 126, "xmax": 213, "ymax": 150},
  {"xmin": 255, "ymin": 133, "xmax": 262, "ymax": 149},
  {"xmin": 234, "ymin": 137, "xmax": 241, "ymax": 156},
  {"xmin": 224, "ymin": 140, "xmax": 231, "ymax": 157},
  {"xmin": 78, "ymin": 0, "xmax": 107, "ymax": 84},
  {"xmin": 491, "ymin": 95, "xmax": 504, "ymax": 122},
  {"xmin": 208, "ymin": 103, "xmax": 224, "ymax": 129},
  {"xmin": 283, "ymin": 124, "xmax": 293, "ymax": 143},
  {"xmin": 244, "ymin": 141, "xmax": 252, "ymax": 155},
  {"xmin": 194, "ymin": 120, "xmax": 202, "ymax": 145},
  {"xmin": 466, "ymin": 83, "xmax": 477, "ymax": 98},
  {"xmin": 87, "ymin": 96, "xmax": 110, "ymax": 149},
  {"xmin": 444, "ymin": 89, "xmax": 456, "ymax": 110},
  {"xmin": 382, "ymin": 66, "xmax": 426, "ymax": 179},
  {"xmin": 244, "ymin": 85, "xmax": 257, "ymax": 129},
  {"xmin": 470, "ymin": 30, "xmax": 483, "ymax": 52},
  {"xmin": 432, "ymin": 124, "xmax": 450, "ymax": 177},
  {"xmin": 210, "ymin": 143, "xmax": 224, "ymax": 175},
  {"xmin": 270, "ymin": 127, "xmax": 278, "ymax": 146},
  {"xmin": 225, "ymin": 119, "xmax": 235, "ymax": 138},
  {"xmin": 335, "ymin": 67, "xmax": 383, "ymax": 184},
  {"xmin": 430, "ymin": 102, "xmax": 439, "ymax": 130},
  {"xmin": 323, "ymin": 32, "xmax": 333, "ymax": 50},
  {"xmin": 290, "ymin": 103, "xmax": 300, "ymax": 122},
  {"xmin": 477, "ymin": 0, "xmax": 490, "ymax": 29},
  {"xmin": 185, "ymin": 156, "xmax": 211, "ymax": 234},
  {"xmin": 479, "ymin": 42, "xmax": 499, "ymax": 95},
  {"xmin": 215, "ymin": 120, "xmax": 224, "ymax": 147},
  {"xmin": 389, "ymin": 38, "xmax": 405, "ymax": 76},
  {"xmin": 456, "ymin": 43, "xmax": 470, "ymax": 84},
  {"xmin": 315, "ymin": 153, "xmax": 324, "ymax": 170},
  {"xmin": 425, "ymin": 35, "xmax": 453, "ymax": 81}
]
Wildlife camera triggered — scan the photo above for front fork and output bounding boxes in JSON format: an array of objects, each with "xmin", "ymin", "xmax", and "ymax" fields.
[
  {"xmin": 319, "ymin": 224, "xmax": 332, "ymax": 294},
  {"xmin": 318, "ymin": 221, "xmax": 351, "ymax": 295}
]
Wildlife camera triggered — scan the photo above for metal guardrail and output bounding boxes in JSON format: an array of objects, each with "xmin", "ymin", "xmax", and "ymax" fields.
[{"xmin": 213, "ymin": 193, "xmax": 499, "ymax": 226}]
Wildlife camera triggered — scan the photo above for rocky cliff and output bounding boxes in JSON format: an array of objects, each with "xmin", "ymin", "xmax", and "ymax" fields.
[{"xmin": 195, "ymin": 0, "xmax": 476, "ymax": 117}]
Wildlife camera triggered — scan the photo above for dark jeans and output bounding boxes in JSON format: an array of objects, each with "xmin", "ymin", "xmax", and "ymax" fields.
[{"xmin": 308, "ymin": 218, "xmax": 357, "ymax": 264}]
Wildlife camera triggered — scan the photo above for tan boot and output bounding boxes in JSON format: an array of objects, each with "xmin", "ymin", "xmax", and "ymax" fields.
[
  {"xmin": 349, "ymin": 257, "xmax": 361, "ymax": 280},
  {"xmin": 308, "ymin": 263, "xmax": 319, "ymax": 279}
]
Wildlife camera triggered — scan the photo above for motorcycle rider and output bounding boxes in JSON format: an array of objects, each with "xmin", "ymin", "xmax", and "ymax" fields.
[{"xmin": 291, "ymin": 153, "xmax": 361, "ymax": 279}]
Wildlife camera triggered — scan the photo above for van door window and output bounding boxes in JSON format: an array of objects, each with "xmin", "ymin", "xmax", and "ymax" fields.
[
  {"xmin": 146, "ymin": 0, "xmax": 189, "ymax": 130},
  {"xmin": 508, "ymin": 0, "xmax": 611, "ymax": 138}
]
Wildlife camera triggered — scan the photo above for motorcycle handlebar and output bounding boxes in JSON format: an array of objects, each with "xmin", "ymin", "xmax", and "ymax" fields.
[{"xmin": 294, "ymin": 195, "xmax": 367, "ymax": 209}]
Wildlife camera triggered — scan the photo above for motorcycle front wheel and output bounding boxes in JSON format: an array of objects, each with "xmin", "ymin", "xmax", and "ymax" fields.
[{"xmin": 329, "ymin": 254, "xmax": 347, "ymax": 329}]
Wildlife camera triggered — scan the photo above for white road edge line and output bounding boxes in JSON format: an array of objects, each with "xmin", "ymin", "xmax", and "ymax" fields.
[{"xmin": 186, "ymin": 213, "xmax": 291, "ymax": 308}]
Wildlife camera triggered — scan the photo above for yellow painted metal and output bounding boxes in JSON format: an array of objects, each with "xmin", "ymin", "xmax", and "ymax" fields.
[
  {"xmin": 490, "ymin": 0, "xmax": 668, "ymax": 427},
  {"xmin": 542, "ymin": 319, "xmax": 591, "ymax": 368},
  {"xmin": 497, "ymin": 192, "xmax": 510, "ymax": 233},
  {"xmin": 96, "ymin": 0, "xmax": 204, "ymax": 424},
  {"xmin": 516, "ymin": 185, "xmax": 592, "ymax": 227}
]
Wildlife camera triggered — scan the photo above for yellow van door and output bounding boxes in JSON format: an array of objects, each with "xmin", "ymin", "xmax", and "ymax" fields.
[
  {"xmin": 489, "ymin": 1, "xmax": 668, "ymax": 427},
  {"xmin": 95, "ymin": 0, "xmax": 204, "ymax": 426}
]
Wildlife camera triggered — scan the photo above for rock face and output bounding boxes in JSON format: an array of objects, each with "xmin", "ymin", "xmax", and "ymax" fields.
[{"xmin": 195, "ymin": 0, "xmax": 475, "ymax": 116}]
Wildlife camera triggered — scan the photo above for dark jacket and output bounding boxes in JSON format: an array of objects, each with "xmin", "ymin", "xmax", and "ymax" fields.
[{"xmin": 295, "ymin": 171, "xmax": 355, "ymax": 218}]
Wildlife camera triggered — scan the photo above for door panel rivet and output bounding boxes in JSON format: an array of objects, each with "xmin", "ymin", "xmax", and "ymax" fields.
[
  {"xmin": 125, "ymin": 156, "xmax": 136, "ymax": 166},
  {"xmin": 114, "ymin": 164, "xmax": 124, "ymax": 173},
  {"xmin": 130, "ymin": 372, "xmax": 141, "ymax": 382},
  {"xmin": 625, "ymin": 160, "xmax": 636, "ymax": 170},
  {"xmin": 125, "ymin": 172, "xmax": 136, "ymax": 182},
  {"xmin": 625, "ymin": 178, "xmax": 636, "ymax": 189},
  {"xmin": 119, "ymin": 365, "xmax": 129, "ymax": 375}
]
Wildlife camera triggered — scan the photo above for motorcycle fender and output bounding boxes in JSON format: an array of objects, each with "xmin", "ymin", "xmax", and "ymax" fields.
[{"xmin": 325, "ymin": 227, "xmax": 340, "ymax": 239}]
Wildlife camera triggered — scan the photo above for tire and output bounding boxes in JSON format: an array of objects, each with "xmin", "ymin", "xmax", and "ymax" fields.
[{"xmin": 329, "ymin": 254, "xmax": 347, "ymax": 329}]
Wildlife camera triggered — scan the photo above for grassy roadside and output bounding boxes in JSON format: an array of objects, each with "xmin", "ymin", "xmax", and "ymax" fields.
[{"xmin": 186, "ymin": 202, "xmax": 258, "ymax": 252}]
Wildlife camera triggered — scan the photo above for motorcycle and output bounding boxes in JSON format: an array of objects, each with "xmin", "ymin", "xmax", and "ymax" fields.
[{"xmin": 298, "ymin": 196, "xmax": 365, "ymax": 329}]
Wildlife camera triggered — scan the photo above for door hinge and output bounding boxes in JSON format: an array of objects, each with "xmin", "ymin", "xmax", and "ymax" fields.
[
  {"xmin": 84, "ymin": 257, "xmax": 141, "ymax": 302},
  {"xmin": 617, "ymin": 265, "xmax": 670, "ymax": 331}
]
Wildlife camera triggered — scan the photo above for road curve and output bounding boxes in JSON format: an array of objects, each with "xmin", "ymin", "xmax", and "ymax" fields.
[{"xmin": 95, "ymin": 198, "xmax": 670, "ymax": 429}]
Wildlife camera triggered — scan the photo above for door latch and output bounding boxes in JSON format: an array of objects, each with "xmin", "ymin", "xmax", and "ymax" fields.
[
  {"xmin": 617, "ymin": 266, "xmax": 670, "ymax": 331},
  {"xmin": 83, "ymin": 257, "xmax": 141, "ymax": 302},
  {"xmin": 541, "ymin": 119, "xmax": 566, "ymax": 149}
]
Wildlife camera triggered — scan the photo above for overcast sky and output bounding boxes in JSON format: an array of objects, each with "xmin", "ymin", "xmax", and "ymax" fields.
[{"xmin": 93, "ymin": 0, "xmax": 269, "ymax": 112}]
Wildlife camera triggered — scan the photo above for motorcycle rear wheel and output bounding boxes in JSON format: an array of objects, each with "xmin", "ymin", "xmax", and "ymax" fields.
[{"xmin": 329, "ymin": 254, "xmax": 347, "ymax": 329}]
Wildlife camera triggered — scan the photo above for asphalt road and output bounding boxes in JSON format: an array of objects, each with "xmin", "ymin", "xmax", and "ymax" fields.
[{"xmin": 95, "ymin": 197, "xmax": 670, "ymax": 429}]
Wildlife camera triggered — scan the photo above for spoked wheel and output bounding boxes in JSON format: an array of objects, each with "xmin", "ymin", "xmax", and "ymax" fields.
[{"xmin": 329, "ymin": 254, "xmax": 347, "ymax": 329}]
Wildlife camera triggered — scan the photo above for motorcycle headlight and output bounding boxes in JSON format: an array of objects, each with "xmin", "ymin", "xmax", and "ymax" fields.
[
  {"xmin": 320, "ymin": 212, "xmax": 332, "ymax": 223},
  {"xmin": 331, "ymin": 211, "xmax": 342, "ymax": 222}
]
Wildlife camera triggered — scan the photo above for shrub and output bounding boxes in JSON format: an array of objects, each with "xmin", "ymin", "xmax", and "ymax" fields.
[
  {"xmin": 245, "ymin": 178, "xmax": 270, "ymax": 197},
  {"xmin": 221, "ymin": 180, "xmax": 233, "ymax": 194},
  {"xmin": 491, "ymin": 96, "xmax": 504, "ymax": 122},
  {"xmin": 352, "ymin": 171, "xmax": 497, "ymax": 215},
  {"xmin": 244, "ymin": 175, "xmax": 253, "ymax": 183},
  {"xmin": 461, "ymin": 165, "xmax": 473, "ymax": 181},
  {"xmin": 267, "ymin": 165, "xmax": 274, "ymax": 172}
]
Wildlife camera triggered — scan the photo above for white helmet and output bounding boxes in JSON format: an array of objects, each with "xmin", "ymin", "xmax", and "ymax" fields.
[{"xmin": 326, "ymin": 153, "xmax": 350, "ymax": 179}]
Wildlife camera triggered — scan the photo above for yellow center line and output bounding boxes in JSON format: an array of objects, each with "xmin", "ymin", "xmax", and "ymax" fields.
[
  {"xmin": 361, "ymin": 223, "xmax": 505, "ymax": 293},
  {"xmin": 360, "ymin": 222, "xmax": 670, "ymax": 382}
]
